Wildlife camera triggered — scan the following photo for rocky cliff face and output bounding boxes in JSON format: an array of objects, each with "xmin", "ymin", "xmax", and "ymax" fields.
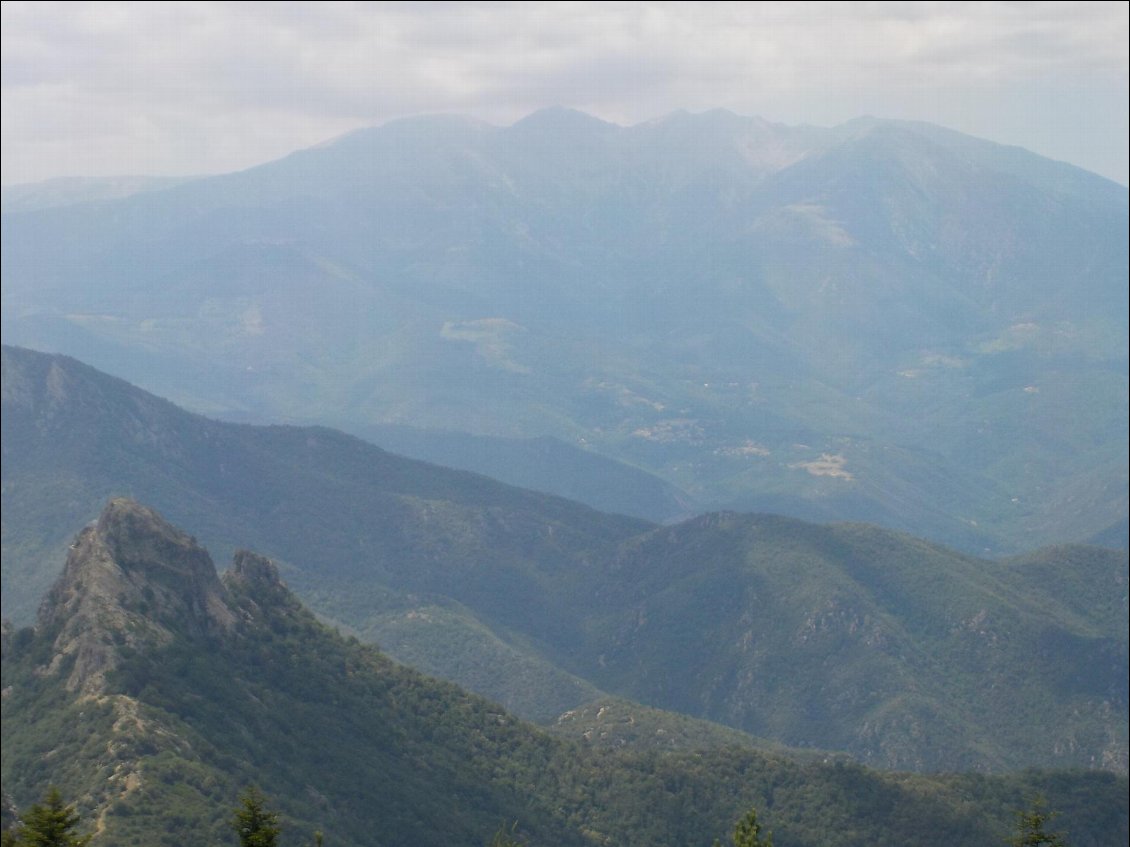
[
  {"xmin": 223, "ymin": 548, "xmax": 300, "ymax": 620},
  {"xmin": 37, "ymin": 498, "xmax": 236, "ymax": 693}
]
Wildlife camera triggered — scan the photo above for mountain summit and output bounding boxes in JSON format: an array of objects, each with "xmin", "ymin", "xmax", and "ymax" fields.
[{"xmin": 38, "ymin": 499, "xmax": 235, "ymax": 693}]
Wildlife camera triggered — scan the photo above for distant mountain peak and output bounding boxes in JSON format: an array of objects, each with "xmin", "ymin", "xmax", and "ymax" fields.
[
  {"xmin": 508, "ymin": 106, "xmax": 619, "ymax": 134},
  {"xmin": 347, "ymin": 111, "xmax": 495, "ymax": 141}
]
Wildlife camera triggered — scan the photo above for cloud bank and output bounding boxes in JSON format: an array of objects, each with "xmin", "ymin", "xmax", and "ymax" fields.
[{"xmin": 3, "ymin": 1, "xmax": 1127, "ymax": 184}]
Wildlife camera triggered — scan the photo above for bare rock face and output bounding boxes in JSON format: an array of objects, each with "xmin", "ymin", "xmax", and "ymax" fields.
[
  {"xmin": 37, "ymin": 498, "xmax": 235, "ymax": 693},
  {"xmin": 227, "ymin": 548, "xmax": 283, "ymax": 588},
  {"xmin": 223, "ymin": 548, "xmax": 295, "ymax": 620}
]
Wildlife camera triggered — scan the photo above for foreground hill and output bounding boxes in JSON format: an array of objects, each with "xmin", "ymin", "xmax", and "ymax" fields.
[
  {"xmin": 2, "ymin": 346, "xmax": 1126, "ymax": 774},
  {"xmin": 2, "ymin": 499, "xmax": 1126, "ymax": 846},
  {"xmin": 3, "ymin": 109, "xmax": 1125, "ymax": 553}
]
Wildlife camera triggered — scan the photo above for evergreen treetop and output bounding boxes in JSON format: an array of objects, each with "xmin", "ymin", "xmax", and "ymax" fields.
[
  {"xmin": 714, "ymin": 807, "xmax": 773, "ymax": 847},
  {"xmin": 231, "ymin": 787, "xmax": 281, "ymax": 847},
  {"xmin": 3, "ymin": 788, "xmax": 91, "ymax": 847},
  {"xmin": 1009, "ymin": 797, "xmax": 1067, "ymax": 847}
]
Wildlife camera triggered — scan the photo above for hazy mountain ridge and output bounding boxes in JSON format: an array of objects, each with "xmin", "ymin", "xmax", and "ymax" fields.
[
  {"xmin": 3, "ymin": 109, "xmax": 1125, "ymax": 553},
  {"xmin": 3, "ymin": 345, "xmax": 1126, "ymax": 774},
  {"xmin": 2, "ymin": 499, "xmax": 1127, "ymax": 846},
  {"xmin": 1, "ymin": 343, "xmax": 651, "ymax": 722},
  {"xmin": 354, "ymin": 425, "xmax": 691, "ymax": 523},
  {"xmin": 0, "ymin": 175, "xmax": 200, "ymax": 213}
]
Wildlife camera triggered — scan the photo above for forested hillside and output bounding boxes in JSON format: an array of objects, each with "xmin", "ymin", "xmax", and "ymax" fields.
[
  {"xmin": 4, "ymin": 346, "xmax": 1126, "ymax": 774},
  {"xmin": 2, "ymin": 500, "xmax": 1125, "ymax": 846},
  {"xmin": 4, "ymin": 110, "xmax": 1125, "ymax": 553}
]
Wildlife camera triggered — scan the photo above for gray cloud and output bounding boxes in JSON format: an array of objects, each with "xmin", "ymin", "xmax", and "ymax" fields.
[{"xmin": 2, "ymin": 1, "xmax": 1127, "ymax": 184}]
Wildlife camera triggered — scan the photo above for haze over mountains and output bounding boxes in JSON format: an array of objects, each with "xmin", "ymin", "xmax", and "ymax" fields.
[
  {"xmin": 4, "ymin": 346, "xmax": 1126, "ymax": 776},
  {"xmin": 3, "ymin": 109, "xmax": 1126, "ymax": 553},
  {"xmin": 2, "ymin": 107, "xmax": 1127, "ymax": 842}
]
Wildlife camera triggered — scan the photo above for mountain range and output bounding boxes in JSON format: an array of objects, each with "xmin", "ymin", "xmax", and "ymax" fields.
[
  {"xmin": 3, "ymin": 109, "xmax": 1126, "ymax": 553},
  {"xmin": 3, "ymin": 345, "xmax": 1125, "ymax": 776},
  {"xmin": 3, "ymin": 107, "xmax": 1127, "ymax": 842},
  {"xmin": 2, "ymin": 497, "xmax": 1126, "ymax": 846}
]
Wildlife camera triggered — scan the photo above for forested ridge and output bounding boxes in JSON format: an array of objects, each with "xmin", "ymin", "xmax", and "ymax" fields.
[
  {"xmin": 4, "ymin": 346, "xmax": 1126, "ymax": 775},
  {"xmin": 2, "ymin": 500, "xmax": 1126, "ymax": 846}
]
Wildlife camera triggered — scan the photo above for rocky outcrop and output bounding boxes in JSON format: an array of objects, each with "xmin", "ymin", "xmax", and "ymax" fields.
[
  {"xmin": 37, "ymin": 498, "xmax": 235, "ymax": 693},
  {"xmin": 227, "ymin": 548, "xmax": 283, "ymax": 589},
  {"xmin": 223, "ymin": 548, "xmax": 297, "ymax": 620}
]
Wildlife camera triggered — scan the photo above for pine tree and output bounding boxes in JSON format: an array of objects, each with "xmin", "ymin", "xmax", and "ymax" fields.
[
  {"xmin": 1008, "ymin": 797, "xmax": 1066, "ymax": 847},
  {"xmin": 733, "ymin": 808, "xmax": 773, "ymax": 847},
  {"xmin": 230, "ymin": 787, "xmax": 281, "ymax": 847},
  {"xmin": 4, "ymin": 788, "xmax": 91, "ymax": 847},
  {"xmin": 713, "ymin": 807, "xmax": 773, "ymax": 847},
  {"xmin": 487, "ymin": 822, "xmax": 526, "ymax": 846}
]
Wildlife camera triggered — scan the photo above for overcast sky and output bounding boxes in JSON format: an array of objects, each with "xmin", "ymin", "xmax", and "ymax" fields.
[{"xmin": 3, "ymin": 1, "xmax": 1127, "ymax": 186}]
